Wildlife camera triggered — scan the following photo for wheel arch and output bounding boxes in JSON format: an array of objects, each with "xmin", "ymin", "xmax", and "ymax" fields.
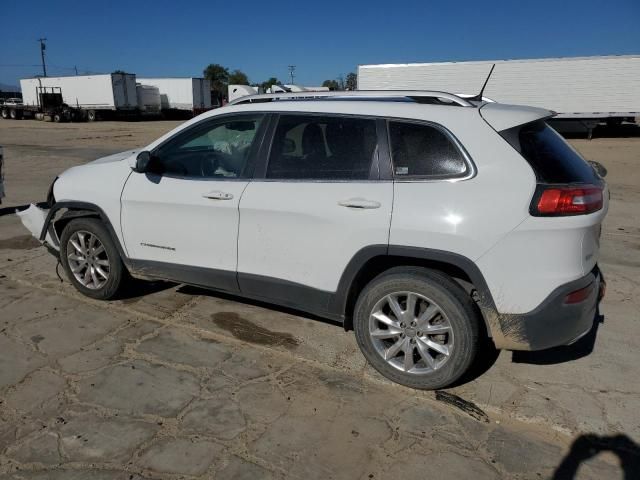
[
  {"xmin": 335, "ymin": 245, "xmax": 496, "ymax": 336},
  {"xmin": 42, "ymin": 201, "xmax": 129, "ymax": 261}
]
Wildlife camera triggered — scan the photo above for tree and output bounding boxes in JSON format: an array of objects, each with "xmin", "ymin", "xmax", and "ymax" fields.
[
  {"xmin": 203, "ymin": 64, "xmax": 229, "ymax": 100},
  {"xmin": 228, "ymin": 69, "xmax": 250, "ymax": 85},
  {"xmin": 260, "ymin": 77, "xmax": 280, "ymax": 92},
  {"xmin": 345, "ymin": 72, "xmax": 357, "ymax": 90},
  {"xmin": 322, "ymin": 79, "xmax": 340, "ymax": 91}
]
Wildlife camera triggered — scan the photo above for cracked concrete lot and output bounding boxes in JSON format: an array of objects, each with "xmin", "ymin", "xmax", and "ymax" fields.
[{"xmin": 1, "ymin": 120, "xmax": 639, "ymax": 479}]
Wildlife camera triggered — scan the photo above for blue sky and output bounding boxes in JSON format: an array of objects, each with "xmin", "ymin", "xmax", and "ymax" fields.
[{"xmin": 1, "ymin": 0, "xmax": 638, "ymax": 88}]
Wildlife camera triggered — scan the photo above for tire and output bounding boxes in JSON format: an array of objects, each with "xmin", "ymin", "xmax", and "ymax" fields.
[
  {"xmin": 9, "ymin": 109, "xmax": 18, "ymax": 120},
  {"xmin": 1, "ymin": 108, "xmax": 8, "ymax": 119},
  {"xmin": 87, "ymin": 110, "xmax": 97, "ymax": 122},
  {"xmin": 59, "ymin": 218, "xmax": 126, "ymax": 300},
  {"xmin": 53, "ymin": 113, "xmax": 62, "ymax": 123},
  {"xmin": 353, "ymin": 267, "xmax": 480, "ymax": 390}
]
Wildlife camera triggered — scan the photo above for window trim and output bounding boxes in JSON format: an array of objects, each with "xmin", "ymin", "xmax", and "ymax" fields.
[
  {"xmin": 385, "ymin": 118, "xmax": 476, "ymax": 182},
  {"xmin": 252, "ymin": 112, "xmax": 387, "ymax": 183},
  {"xmin": 148, "ymin": 112, "xmax": 268, "ymax": 181}
]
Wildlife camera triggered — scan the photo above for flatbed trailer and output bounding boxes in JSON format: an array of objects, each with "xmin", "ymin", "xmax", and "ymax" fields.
[{"xmin": 0, "ymin": 87, "xmax": 81, "ymax": 122}]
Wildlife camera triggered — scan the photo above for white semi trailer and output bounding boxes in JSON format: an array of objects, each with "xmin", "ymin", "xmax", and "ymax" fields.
[
  {"xmin": 136, "ymin": 78, "xmax": 213, "ymax": 117},
  {"xmin": 20, "ymin": 73, "xmax": 138, "ymax": 121},
  {"xmin": 358, "ymin": 55, "xmax": 640, "ymax": 137}
]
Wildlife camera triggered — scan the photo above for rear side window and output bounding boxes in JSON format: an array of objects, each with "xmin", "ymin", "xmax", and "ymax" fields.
[
  {"xmin": 389, "ymin": 121, "xmax": 469, "ymax": 178},
  {"xmin": 501, "ymin": 121, "xmax": 599, "ymax": 184},
  {"xmin": 267, "ymin": 115, "xmax": 377, "ymax": 180}
]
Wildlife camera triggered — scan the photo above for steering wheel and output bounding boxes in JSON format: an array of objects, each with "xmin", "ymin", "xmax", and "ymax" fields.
[{"xmin": 199, "ymin": 151, "xmax": 220, "ymax": 177}]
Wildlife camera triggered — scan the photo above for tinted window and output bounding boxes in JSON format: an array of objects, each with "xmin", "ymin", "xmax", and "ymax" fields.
[
  {"xmin": 501, "ymin": 121, "xmax": 599, "ymax": 184},
  {"xmin": 152, "ymin": 115, "xmax": 263, "ymax": 178},
  {"xmin": 389, "ymin": 122, "xmax": 468, "ymax": 178},
  {"xmin": 267, "ymin": 115, "xmax": 377, "ymax": 180}
]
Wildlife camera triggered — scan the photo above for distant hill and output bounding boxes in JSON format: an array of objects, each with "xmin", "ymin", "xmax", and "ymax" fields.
[{"xmin": 0, "ymin": 82, "xmax": 20, "ymax": 92}]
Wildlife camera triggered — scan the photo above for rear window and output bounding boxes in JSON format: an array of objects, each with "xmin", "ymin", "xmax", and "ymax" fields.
[{"xmin": 501, "ymin": 121, "xmax": 599, "ymax": 184}]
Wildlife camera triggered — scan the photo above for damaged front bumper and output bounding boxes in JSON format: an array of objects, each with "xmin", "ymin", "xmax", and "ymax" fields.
[{"xmin": 17, "ymin": 203, "xmax": 59, "ymax": 254}]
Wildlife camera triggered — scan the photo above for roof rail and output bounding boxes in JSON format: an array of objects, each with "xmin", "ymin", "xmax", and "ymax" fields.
[{"xmin": 227, "ymin": 90, "xmax": 474, "ymax": 107}]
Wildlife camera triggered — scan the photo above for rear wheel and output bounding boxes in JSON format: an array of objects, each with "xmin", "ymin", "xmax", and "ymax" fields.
[
  {"xmin": 87, "ymin": 110, "xmax": 97, "ymax": 122},
  {"xmin": 9, "ymin": 109, "xmax": 20, "ymax": 120},
  {"xmin": 1, "ymin": 108, "xmax": 8, "ymax": 119},
  {"xmin": 60, "ymin": 218, "xmax": 125, "ymax": 300},
  {"xmin": 354, "ymin": 267, "xmax": 480, "ymax": 390}
]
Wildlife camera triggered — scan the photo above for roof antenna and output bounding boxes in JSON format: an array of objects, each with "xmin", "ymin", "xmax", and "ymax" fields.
[{"xmin": 468, "ymin": 64, "xmax": 495, "ymax": 102}]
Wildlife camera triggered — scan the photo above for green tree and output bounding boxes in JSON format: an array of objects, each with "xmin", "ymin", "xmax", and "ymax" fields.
[
  {"xmin": 260, "ymin": 77, "xmax": 280, "ymax": 92},
  {"xmin": 345, "ymin": 72, "xmax": 357, "ymax": 90},
  {"xmin": 203, "ymin": 63, "xmax": 229, "ymax": 100},
  {"xmin": 228, "ymin": 69, "xmax": 250, "ymax": 85},
  {"xmin": 322, "ymin": 79, "xmax": 340, "ymax": 90}
]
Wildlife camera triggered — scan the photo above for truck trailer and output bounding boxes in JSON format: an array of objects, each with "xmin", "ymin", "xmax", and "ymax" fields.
[
  {"xmin": 358, "ymin": 55, "xmax": 640, "ymax": 137},
  {"xmin": 19, "ymin": 73, "xmax": 138, "ymax": 121},
  {"xmin": 136, "ymin": 77, "xmax": 213, "ymax": 117}
]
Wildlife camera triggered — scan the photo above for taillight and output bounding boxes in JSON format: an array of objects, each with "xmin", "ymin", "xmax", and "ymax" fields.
[
  {"xmin": 532, "ymin": 185, "xmax": 603, "ymax": 216},
  {"xmin": 564, "ymin": 282, "xmax": 595, "ymax": 304}
]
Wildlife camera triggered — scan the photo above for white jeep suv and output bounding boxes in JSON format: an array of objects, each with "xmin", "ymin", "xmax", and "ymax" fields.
[{"xmin": 36, "ymin": 91, "xmax": 607, "ymax": 389}]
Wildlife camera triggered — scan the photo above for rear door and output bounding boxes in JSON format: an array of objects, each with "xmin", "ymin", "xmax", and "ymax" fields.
[{"xmin": 237, "ymin": 113, "xmax": 393, "ymax": 313}]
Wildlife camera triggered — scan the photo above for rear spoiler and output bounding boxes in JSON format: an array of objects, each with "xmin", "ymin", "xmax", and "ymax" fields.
[{"xmin": 479, "ymin": 102, "xmax": 555, "ymax": 131}]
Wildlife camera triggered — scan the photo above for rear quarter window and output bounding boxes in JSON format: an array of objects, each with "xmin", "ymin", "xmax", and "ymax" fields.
[
  {"xmin": 500, "ymin": 121, "xmax": 599, "ymax": 184},
  {"xmin": 388, "ymin": 121, "xmax": 470, "ymax": 179}
]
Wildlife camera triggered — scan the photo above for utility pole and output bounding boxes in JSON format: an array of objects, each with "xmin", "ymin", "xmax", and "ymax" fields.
[
  {"xmin": 37, "ymin": 38, "xmax": 47, "ymax": 77},
  {"xmin": 74, "ymin": 65, "xmax": 78, "ymax": 75},
  {"xmin": 288, "ymin": 65, "xmax": 296, "ymax": 84}
]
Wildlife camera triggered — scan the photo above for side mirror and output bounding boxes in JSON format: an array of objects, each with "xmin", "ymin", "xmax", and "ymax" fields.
[{"xmin": 132, "ymin": 151, "xmax": 152, "ymax": 173}]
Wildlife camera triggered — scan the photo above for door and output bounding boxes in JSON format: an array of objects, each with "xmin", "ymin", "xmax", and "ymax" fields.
[
  {"xmin": 237, "ymin": 114, "xmax": 393, "ymax": 310},
  {"xmin": 121, "ymin": 113, "xmax": 265, "ymax": 290}
]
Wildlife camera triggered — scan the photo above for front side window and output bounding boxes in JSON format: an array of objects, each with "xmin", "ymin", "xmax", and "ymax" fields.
[
  {"xmin": 152, "ymin": 114, "xmax": 263, "ymax": 178},
  {"xmin": 389, "ymin": 121, "xmax": 469, "ymax": 178},
  {"xmin": 267, "ymin": 115, "xmax": 377, "ymax": 180}
]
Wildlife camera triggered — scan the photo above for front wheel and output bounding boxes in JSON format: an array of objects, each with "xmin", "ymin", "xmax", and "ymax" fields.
[
  {"xmin": 354, "ymin": 267, "xmax": 480, "ymax": 390},
  {"xmin": 59, "ymin": 218, "xmax": 126, "ymax": 300}
]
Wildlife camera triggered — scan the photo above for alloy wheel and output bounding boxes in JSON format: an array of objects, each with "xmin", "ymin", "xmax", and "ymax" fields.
[
  {"xmin": 66, "ymin": 230, "xmax": 111, "ymax": 289},
  {"xmin": 368, "ymin": 291, "xmax": 454, "ymax": 374}
]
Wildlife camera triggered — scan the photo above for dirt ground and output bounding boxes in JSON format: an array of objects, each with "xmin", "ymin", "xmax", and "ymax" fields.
[{"xmin": 0, "ymin": 119, "xmax": 638, "ymax": 479}]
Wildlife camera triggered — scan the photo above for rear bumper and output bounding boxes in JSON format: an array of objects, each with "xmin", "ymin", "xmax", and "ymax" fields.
[{"xmin": 490, "ymin": 267, "xmax": 603, "ymax": 351}]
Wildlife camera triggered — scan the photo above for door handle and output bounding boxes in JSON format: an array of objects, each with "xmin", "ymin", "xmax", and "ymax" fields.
[
  {"xmin": 203, "ymin": 190, "xmax": 234, "ymax": 200},
  {"xmin": 338, "ymin": 198, "xmax": 381, "ymax": 209}
]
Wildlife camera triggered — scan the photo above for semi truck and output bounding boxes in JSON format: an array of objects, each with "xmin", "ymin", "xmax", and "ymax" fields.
[
  {"xmin": 136, "ymin": 77, "xmax": 213, "ymax": 117},
  {"xmin": 358, "ymin": 55, "xmax": 640, "ymax": 137},
  {"xmin": 19, "ymin": 73, "xmax": 138, "ymax": 121}
]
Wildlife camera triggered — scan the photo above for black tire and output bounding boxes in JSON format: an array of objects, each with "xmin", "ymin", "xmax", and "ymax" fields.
[
  {"xmin": 87, "ymin": 110, "xmax": 97, "ymax": 122},
  {"xmin": 1, "ymin": 108, "xmax": 8, "ymax": 119},
  {"xmin": 53, "ymin": 113, "xmax": 62, "ymax": 123},
  {"xmin": 9, "ymin": 109, "xmax": 19, "ymax": 120},
  {"xmin": 59, "ymin": 218, "xmax": 125, "ymax": 300},
  {"xmin": 353, "ymin": 267, "xmax": 480, "ymax": 390}
]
